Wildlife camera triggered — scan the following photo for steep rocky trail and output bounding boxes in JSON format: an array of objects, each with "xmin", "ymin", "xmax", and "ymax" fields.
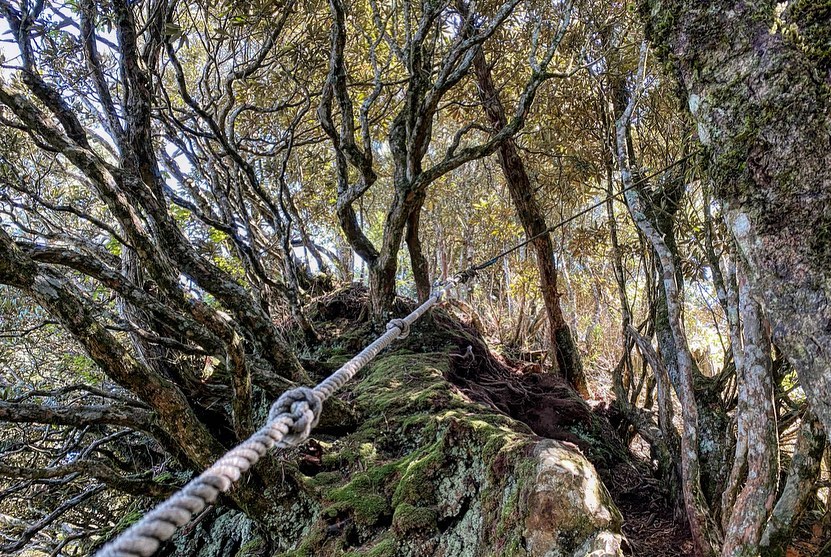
[
  {"xmin": 286, "ymin": 287, "xmax": 624, "ymax": 556},
  {"xmin": 436, "ymin": 295, "xmax": 697, "ymax": 557},
  {"xmin": 312, "ymin": 286, "xmax": 704, "ymax": 557},
  {"xmin": 158, "ymin": 285, "xmax": 694, "ymax": 556}
]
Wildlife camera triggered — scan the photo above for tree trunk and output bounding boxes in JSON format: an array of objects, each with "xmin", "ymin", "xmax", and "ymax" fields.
[
  {"xmin": 616, "ymin": 66, "xmax": 722, "ymax": 553},
  {"xmin": 760, "ymin": 413, "xmax": 826, "ymax": 556},
  {"xmin": 721, "ymin": 276, "xmax": 779, "ymax": 557},
  {"xmin": 639, "ymin": 0, "xmax": 831, "ymax": 436},
  {"xmin": 627, "ymin": 324, "xmax": 683, "ymax": 511},
  {"xmin": 471, "ymin": 46, "xmax": 589, "ymax": 397},
  {"xmin": 622, "ymin": 186, "xmax": 722, "ymax": 557},
  {"xmin": 369, "ymin": 255, "xmax": 399, "ymax": 320},
  {"xmin": 406, "ymin": 191, "xmax": 431, "ymax": 302},
  {"xmin": 368, "ymin": 184, "xmax": 415, "ymax": 317}
]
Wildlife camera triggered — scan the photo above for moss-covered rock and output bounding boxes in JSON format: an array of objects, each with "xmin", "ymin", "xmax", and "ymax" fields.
[
  {"xmin": 268, "ymin": 291, "xmax": 624, "ymax": 556},
  {"xmin": 392, "ymin": 503, "xmax": 438, "ymax": 534},
  {"xmin": 166, "ymin": 508, "xmax": 259, "ymax": 557}
]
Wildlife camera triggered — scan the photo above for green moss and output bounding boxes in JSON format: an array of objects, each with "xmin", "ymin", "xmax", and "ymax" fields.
[
  {"xmin": 366, "ymin": 537, "xmax": 397, "ymax": 557},
  {"xmin": 285, "ymin": 301, "xmax": 623, "ymax": 556},
  {"xmin": 353, "ymin": 354, "xmax": 452, "ymax": 415},
  {"xmin": 235, "ymin": 537, "xmax": 263, "ymax": 556},
  {"xmin": 341, "ymin": 536, "xmax": 397, "ymax": 557},
  {"xmin": 712, "ymin": 112, "xmax": 757, "ymax": 193},
  {"xmin": 365, "ymin": 461, "xmax": 399, "ymax": 487},
  {"xmin": 482, "ymin": 450, "xmax": 536, "ymax": 548},
  {"xmin": 308, "ymin": 471, "xmax": 342, "ymax": 488},
  {"xmin": 304, "ymin": 340, "xmax": 546, "ymax": 550},
  {"xmin": 321, "ymin": 444, "xmax": 363, "ymax": 469},
  {"xmin": 273, "ymin": 529, "xmax": 326, "ymax": 557},
  {"xmin": 326, "ymin": 474, "xmax": 391, "ymax": 526},
  {"xmin": 391, "ymin": 503, "xmax": 438, "ymax": 534},
  {"xmin": 787, "ymin": 0, "xmax": 831, "ymax": 73},
  {"xmin": 391, "ymin": 439, "xmax": 445, "ymax": 507},
  {"xmin": 639, "ymin": 0, "xmax": 680, "ymax": 66},
  {"xmin": 326, "ymin": 352, "xmax": 352, "ymax": 367}
]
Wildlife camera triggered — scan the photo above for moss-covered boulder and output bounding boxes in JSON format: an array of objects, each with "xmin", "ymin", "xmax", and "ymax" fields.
[
  {"xmin": 267, "ymin": 289, "xmax": 624, "ymax": 556},
  {"xmin": 168, "ymin": 288, "xmax": 624, "ymax": 557}
]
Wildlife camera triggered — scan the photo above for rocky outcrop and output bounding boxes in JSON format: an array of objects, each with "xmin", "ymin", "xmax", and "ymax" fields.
[
  {"xmin": 525, "ymin": 441, "xmax": 622, "ymax": 557},
  {"xmin": 164, "ymin": 291, "xmax": 624, "ymax": 556}
]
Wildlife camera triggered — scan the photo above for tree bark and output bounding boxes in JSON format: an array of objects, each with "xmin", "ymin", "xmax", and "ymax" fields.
[
  {"xmin": 627, "ymin": 324, "xmax": 683, "ymax": 509},
  {"xmin": 615, "ymin": 51, "xmax": 721, "ymax": 554},
  {"xmin": 760, "ymin": 413, "xmax": 826, "ymax": 556},
  {"xmin": 639, "ymin": 0, "xmax": 831, "ymax": 436},
  {"xmin": 0, "ymin": 229, "xmax": 224, "ymax": 469},
  {"xmin": 406, "ymin": 190, "xmax": 432, "ymax": 302},
  {"xmin": 321, "ymin": 0, "xmax": 572, "ymax": 318},
  {"xmin": 621, "ymin": 177, "xmax": 722, "ymax": 557},
  {"xmin": 721, "ymin": 276, "xmax": 779, "ymax": 557}
]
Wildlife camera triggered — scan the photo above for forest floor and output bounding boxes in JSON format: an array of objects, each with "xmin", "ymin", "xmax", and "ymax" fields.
[{"xmin": 602, "ymin": 458, "xmax": 694, "ymax": 557}]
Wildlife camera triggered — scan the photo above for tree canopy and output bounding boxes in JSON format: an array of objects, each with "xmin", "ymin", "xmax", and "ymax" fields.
[{"xmin": 0, "ymin": 0, "xmax": 829, "ymax": 556}]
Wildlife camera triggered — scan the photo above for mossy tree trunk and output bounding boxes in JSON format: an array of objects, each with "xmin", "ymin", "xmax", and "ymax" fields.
[
  {"xmin": 607, "ymin": 40, "xmax": 735, "ymax": 552},
  {"xmin": 639, "ymin": 0, "xmax": 831, "ymax": 437},
  {"xmin": 640, "ymin": 1, "xmax": 831, "ymax": 554}
]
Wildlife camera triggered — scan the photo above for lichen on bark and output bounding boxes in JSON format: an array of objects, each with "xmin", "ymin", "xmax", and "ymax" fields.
[{"xmin": 639, "ymin": 0, "xmax": 831, "ymax": 468}]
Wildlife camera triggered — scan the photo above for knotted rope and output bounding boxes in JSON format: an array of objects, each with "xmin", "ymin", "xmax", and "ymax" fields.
[{"xmin": 96, "ymin": 279, "xmax": 458, "ymax": 557}]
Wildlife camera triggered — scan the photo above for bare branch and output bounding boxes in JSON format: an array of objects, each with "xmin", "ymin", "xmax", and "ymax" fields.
[
  {"xmin": 0, "ymin": 484, "xmax": 105, "ymax": 554},
  {"xmin": 0, "ymin": 400, "xmax": 156, "ymax": 433}
]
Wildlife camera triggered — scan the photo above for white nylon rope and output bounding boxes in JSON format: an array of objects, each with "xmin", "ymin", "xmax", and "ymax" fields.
[{"xmin": 96, "ymin": 280, "xmax": 457, "ymax": 557}]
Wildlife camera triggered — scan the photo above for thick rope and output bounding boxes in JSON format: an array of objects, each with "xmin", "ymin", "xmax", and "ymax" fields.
[{"xmin": 96, "ymin": 279, "xmax": 457, "ymax": 557}]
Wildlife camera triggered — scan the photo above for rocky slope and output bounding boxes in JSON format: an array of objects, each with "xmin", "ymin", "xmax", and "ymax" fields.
[{"xmin": 163, "ymin": 287, "xmax": 625, "ymax": 557}]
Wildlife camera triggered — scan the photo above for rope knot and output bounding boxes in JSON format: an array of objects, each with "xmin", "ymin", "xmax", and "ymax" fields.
[
  {"xmin": 386, "ymin": 318, "xmax": 411, "ymax": 339},
  {"xmin": 268, "ymin": 387, "xmax": 322, "ymax": 446}
]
